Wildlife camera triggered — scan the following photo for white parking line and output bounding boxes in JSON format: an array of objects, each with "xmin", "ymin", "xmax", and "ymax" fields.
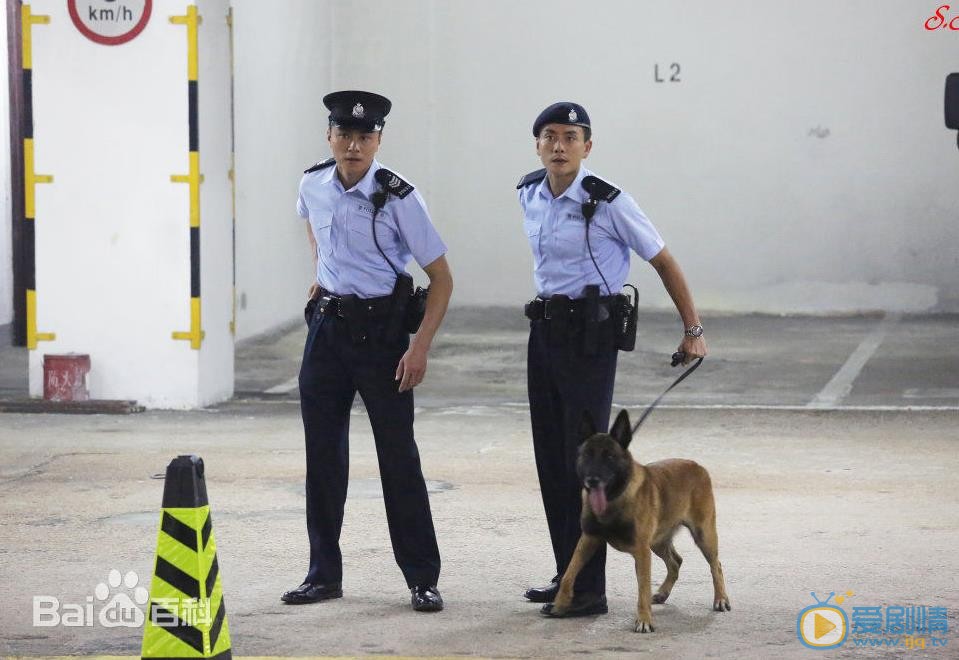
[
  {"xmin": 264, "ymin": 376, "xmax": 299, "ymax": 395},
  {"xmin": 484, "ymin": 402, "xmax": 959, "ymax": 412},
  {"xmin": 807, "ymin": 313, "xmax": 901, "ymax": 409}
]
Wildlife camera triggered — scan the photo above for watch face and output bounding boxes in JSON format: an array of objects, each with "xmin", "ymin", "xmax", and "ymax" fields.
[{"xmin": 687, "ymin": 325, "xmax": 704, "ymax": 338}]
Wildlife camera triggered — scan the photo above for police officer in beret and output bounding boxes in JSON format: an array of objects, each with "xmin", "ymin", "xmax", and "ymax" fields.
[
  {"xmin": 282, "ymin": 91, "xmax": 452, "ymax": 612},
  {"xmin": 518, "ymin": 102, "xmax": 707, "ymax": 617}
]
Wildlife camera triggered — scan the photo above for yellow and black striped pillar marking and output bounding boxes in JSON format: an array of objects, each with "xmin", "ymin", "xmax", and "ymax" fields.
[
  {"xmin": 142, "ymin": 455, "xmax": 231, "ymax": 659},
  {"xmin": 21, "ymin": 3, "xmax": 55, "ymax": 351},
  {"xmin": 170, "ymin": 6, "xmax": 205, "ymax": 350}
]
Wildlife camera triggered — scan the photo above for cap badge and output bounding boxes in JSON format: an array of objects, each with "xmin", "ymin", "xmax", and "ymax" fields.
[
  {"xmin": 568, "ymin": 108, "xmax": 578, "ymax": 122},
  {"xmin": 352, "ymin": 103, "xmax": 365, "ymax": 118}
]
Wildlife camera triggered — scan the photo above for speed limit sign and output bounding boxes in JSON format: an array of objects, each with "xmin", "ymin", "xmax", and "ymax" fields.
[{"xmin": 68, "ymin": 0, "xmax": 153, "ymax": 46}]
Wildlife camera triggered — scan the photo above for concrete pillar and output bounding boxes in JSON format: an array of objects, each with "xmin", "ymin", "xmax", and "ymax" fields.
[
  {"xmin": 26, "ymin": 0, "xmax": 233, "ymax": 408},
  {"xmin": 1, "ymin": 4, "xmax": 12, "ymax": 329}
]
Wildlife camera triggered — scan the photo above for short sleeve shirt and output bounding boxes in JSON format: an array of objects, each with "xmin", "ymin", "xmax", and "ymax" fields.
[
  {"xmin": 518, "ymin": 164, "xmax": 664, "ymax": 298},
  {"xmin": 297, "ymin": 159, "xmax": 447, "ymax": 297}
]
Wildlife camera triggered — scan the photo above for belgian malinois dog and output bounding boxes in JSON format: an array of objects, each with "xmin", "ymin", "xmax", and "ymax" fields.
[{"xmin": 547, "ymin": 409, "xmax": 730, "ymax": 632}]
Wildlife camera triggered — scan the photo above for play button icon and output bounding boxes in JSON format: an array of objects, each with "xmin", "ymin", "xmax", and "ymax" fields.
[
  {"xmin": 798, "ymin": 605, "xmax": 847, "ymax": 649},
  {"xmin": 815, "ymin": 613, "xmax": 837, "ymax": 638}
]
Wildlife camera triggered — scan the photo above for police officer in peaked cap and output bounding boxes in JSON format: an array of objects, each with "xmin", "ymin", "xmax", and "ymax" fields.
[
  {"xmin": 517, "ymin": 101, "xmax": 707, "ymax": 617},
  {"xmin": 282, "ymin": 90, "xmax": 453, "ymax": 612}
]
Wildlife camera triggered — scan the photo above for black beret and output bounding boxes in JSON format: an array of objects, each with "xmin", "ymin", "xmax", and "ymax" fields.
[
  {"xmin": 532, "ymin": 101, "xmax": 590, "ymax": 137},
  {"xmin": 323, "ymin": 90, "xmax": 391, "ymax": 132}
]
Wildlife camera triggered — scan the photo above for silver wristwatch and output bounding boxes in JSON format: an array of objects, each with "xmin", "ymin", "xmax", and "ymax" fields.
[{"xmin": 684, "ymin": 324, "xmax": 704, "ymax": 338}]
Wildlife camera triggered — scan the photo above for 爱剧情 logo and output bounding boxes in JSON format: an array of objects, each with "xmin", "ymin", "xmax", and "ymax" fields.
[{"xmin": 797, "ymin": 591, "xmax": 853, "ymax": 650}]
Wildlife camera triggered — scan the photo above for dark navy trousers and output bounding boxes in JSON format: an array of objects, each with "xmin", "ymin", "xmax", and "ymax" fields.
[
  {"xmin": 527, "ymin": 317, "xmax": 618, "ymax": 595},
  {"xmin": 298, "ymin": 312, "xmax": 440, "ymax": 588}
]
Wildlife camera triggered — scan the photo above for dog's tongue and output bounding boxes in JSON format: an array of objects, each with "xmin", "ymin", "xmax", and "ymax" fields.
[{"xmin": 588, "ymin": 488, "xmax": 608, "ymax": 516}]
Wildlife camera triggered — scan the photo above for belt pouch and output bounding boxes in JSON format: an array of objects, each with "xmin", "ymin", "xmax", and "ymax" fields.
[
  {"xmin": 385, "ymin": 274, "xmax": 413, "ymax": 343},
  {"xmin": 304, "ymin": 297, "xmax": 318, "ymax": 327},
  {"xmin": 524, "ymin": 299, "xmax": 544, "ymax": 321},
  {"xmin": 583, "ymin": 285, "xmax": 600, "ymax": 356},
  {"xmin": 405, "ymin": 285, "xmax": 429, "ymax": 334},
  {"xmin": 548, "ymin": 295, "xmax": 571, "ymax": 347}
]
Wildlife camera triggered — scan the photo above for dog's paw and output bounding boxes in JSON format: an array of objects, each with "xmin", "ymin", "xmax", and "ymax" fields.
[
  {"xmin": 713, "ymin": 597, "xmax": 731, "ymax": 612},
  {"xmin": 652, "ymin": 592, "xmax": 669, "ymax": 605},
  {"xmin": 634, "ymin": 618, "xmax": 655, "ymax": 633},
  {"xmin": 542, "ymin": 603, "xmax": 566, "ymax": 617}
]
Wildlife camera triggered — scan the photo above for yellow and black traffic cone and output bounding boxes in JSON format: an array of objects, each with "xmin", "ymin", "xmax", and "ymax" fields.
[{"xmin": 142, "ymin": 455, "xmax": 232, "ymax": 659}]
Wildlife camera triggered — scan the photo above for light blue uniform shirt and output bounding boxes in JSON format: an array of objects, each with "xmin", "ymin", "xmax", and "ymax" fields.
[
  {"xmin": 297, "ymin": 159, "xmax": 447, "ymax": 298},
  {"xmin": 519, "ymin": 165, "xmax": 664, "ymax": 298}
]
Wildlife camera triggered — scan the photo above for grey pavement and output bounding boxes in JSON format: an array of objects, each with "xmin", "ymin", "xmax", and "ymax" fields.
[
  {"xmin": 1, "ymin": 310, "xmax": 958, "ymax": 659},
  {"xmin": 234, "ymin": 308, "xmax": 959, "ymax": 409}
]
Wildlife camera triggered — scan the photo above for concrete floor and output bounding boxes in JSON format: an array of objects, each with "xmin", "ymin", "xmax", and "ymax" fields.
[{"xmin": 1, "ymin": 309, "xmax": 958, "ymax": 658}]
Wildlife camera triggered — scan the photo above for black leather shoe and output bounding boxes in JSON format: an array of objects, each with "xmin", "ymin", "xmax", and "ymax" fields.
[
  {"xmin": 411, "ymin": 585, "xmax": 444, "ymax": 612},
  {"xmin": 280, "ymin": 581, "xmax": 343, "ymax": 604},
  {"xmin": 524, "ymin": 575, "xmax": 560, "ymax": 603},
  {"xmin": 541, "ymin": 592, "xmax": 608, "ymax": 618}
]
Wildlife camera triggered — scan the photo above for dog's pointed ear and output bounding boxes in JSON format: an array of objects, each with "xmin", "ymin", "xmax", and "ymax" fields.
[
  {"xmin": 609, "ymin": 409, "xmax": 633, "ymax": 449},
  {"xmin": 578, "ymin": 410, "xmax": 597, "ymax": 443}
]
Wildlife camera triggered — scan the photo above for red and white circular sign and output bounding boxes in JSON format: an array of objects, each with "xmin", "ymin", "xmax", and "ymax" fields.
[{"xmin": 68, "ymin": 0, "xmax": 152, "ymax": 46}]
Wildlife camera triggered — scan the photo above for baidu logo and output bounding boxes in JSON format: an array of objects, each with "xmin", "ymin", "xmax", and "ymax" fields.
[{"xmin": 34, "ymin": 569, "xmax": 149, "ymax": 628}]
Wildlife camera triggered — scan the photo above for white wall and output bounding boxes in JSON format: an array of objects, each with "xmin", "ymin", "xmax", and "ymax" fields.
[
  {"xmin": 3, "ymin": 0, "xmax": 954, "ymax": 401},
  {"xmin": 198, "ymin": 0, "xmax": 235, "ymax": 405},
  {"xmin": 235, "ymin": 0, "xmax": 959, "ymax": 318},
  {"xmin": 28, "ymin": 0, "xmax": 233, "ymax": 407},
  {"xmin": 231, "ymin": 0, "xmax": 332, "ymax": 341},
  {"xmin": 57, "ymin": 0, "xmax": 950, "ymax": 358},
  {"xmin": 0, "ymin": 4, "xmax": 11, "ymax": 328}
]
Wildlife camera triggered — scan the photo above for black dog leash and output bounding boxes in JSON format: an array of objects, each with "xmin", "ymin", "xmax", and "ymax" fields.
[{"xmin": 630, "ymin": 353, "xmax": 704, "ymax": 434}]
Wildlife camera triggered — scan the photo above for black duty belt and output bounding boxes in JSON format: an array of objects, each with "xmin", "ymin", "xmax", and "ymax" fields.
[
  {"xmin": 524, "ymin": 295, "xmax": 617, "ymax": 322},
  {"xmin": 526, "ymin": 292, "xmax": 624, "ymax": 355},
  {"xmin": 317, "ymin": 291, "xmax": 394, "ymax": 319}
]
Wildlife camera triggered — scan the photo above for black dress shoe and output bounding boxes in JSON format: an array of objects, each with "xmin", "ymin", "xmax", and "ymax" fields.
[
  {"xmin": 411, "ymin": 585, "xmax": 444, "ymax": 612},
  {"xmin": 541, "ymin": 592, "xmax": 608, "ymax": 618},
  {"xmin": 524, "ymin": 575, "xmax": 560, "ymax": 603},
  {"xmin": 280, "ymin": 581, "xmax": 343, "ymax": 604}
]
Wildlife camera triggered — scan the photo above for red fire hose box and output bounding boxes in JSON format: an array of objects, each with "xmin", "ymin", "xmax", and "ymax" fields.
[{"xmin": 42, "ymin": 353, "xmax": 91, "ymax": 401}]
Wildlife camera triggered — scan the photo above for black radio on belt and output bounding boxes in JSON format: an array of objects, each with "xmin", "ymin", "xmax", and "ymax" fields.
[
  {"xmin": 525, "ymin": 288, "xmax": 637, "ymax": 352},
  {"xmin": 406, "ymin": 284, "xmax": 429, "ymax": 333},
  {"xmin": 616, "ymin": 284, "xmax": 638, "ymax": 352}
]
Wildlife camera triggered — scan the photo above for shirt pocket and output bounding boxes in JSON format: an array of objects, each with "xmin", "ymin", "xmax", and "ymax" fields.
[
  {"xmin": 348, "ymin": 213, "xmax": 399, "ymax": 262},
  {"xmin": 311, "ymin": 215, "xmax": 334, "ymax": 257},
  {"xmin": 552, "ymin": 213, "xmax": 588, "ymax": 261},
  {"xmin": 523, "ymin": 217, "xmax": 543, "ymax": 261}
]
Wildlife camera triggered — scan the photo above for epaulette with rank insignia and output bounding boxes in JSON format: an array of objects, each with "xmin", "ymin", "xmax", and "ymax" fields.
[
  {"xmin": 516, "ymin": 168, "xmax": 547, "ymax": 189},
  {"xmin": 304, "ymin": 158, "xmax": 335, "ymax": 174},
  {"xmin": 582, "ymin": 174, "xmax": 621, "ymax": 203},
  {"xmin": 374, "ymin": 167, "xmax": 415, "ymax": 199}
]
